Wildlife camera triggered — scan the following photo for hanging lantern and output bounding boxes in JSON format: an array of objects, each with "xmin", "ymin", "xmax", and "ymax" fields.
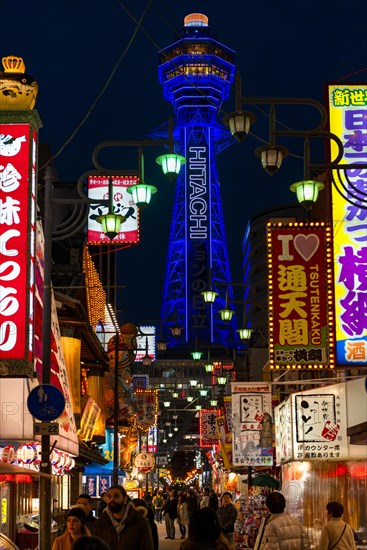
[
  {"xmin": 127, "ymin": 183, "xmax": 157, "ymax": 207},
  {"xmin": 290, "ymin": 179, "xmax": 324, "ymax": 210},
  {"xmin": 191, "ymin": 351, "xmax": 203, "ymax": 361},
  {"xmin": 219, "ymin": 308, "xmax": 234, "ymax": 322},
  {"xmin": 156, "ymin": 153, "xmax": 186, "ymax": 177},
  {"xmin": 201, "ymin": 290, "xmax": 218, "ymax": 303},
  {"xmin": 237, "ymin": 328, "xmax": 253, "ymax": 341},
  {"xmin": 223, "ymin": 110, "xmax": 256, "ymax": 142}
]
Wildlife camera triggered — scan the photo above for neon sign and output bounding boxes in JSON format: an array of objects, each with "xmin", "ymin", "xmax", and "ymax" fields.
[{"xmin": 0, "ymin": 122, "xmax": 36, "ymax": 375}]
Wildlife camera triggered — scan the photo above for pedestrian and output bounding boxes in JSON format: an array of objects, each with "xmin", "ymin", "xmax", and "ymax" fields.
[
  {"xmin": 217, "ymin": 492, "xmax": 238, "ymax": 547},
  {"xmin": 178, "ymin": 507, "xmax": 231, "ymax": 550},
  {"xmin": 260, "ymin": 491, "xmax": 305, "ymax": 550},
  {"xmin": 72, "ymin": 535, "xmax": 110, "ymax": 550},
  {"xmin": 178, "ymin": 493, "xmax": 189, "ymax": 539},
  {"xmin": 75, "ymin": 493, "xmax": 97, "ymax": 533},
  {"xmin": 94, "ymin": 484, "xmax": 154, "ymax": 550},
  {"xmin": 318, "ymin": 501, "xmax": 356, "ymax": 550},
  {"xmin": 132, "ymin": 498, "xmax": 159, "ymax": 550},
  {"xmin": 53, "ymin": 508, "xmax": 91, "ymax": 550},
  {"xmin": 152, "ymin": 491, "xmax": 164, "ymax": 523},
  {"xmin": 200, "ymin": 487, "xmax": 210, "ymax": 508},
  {"xmin": 162, "ymin": 489, "xmax": 178, "ymax": 540},
  {"xmin": 186, "ymin": 490, "xmax": 198, "ymax": 520},
  {"xmin": 209, "ymin": 491, "xmax": 219, "ymax": 511}
]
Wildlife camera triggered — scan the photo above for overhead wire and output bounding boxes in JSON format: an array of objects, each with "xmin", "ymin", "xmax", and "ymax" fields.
[{"xmin": 39, "ymin": 0, "xmax": 154, "ymax": 171}]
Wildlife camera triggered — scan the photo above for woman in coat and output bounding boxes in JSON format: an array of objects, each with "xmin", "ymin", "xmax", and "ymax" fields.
[
  {"xmin": 178, "ymin": 494, "xmax": 189, "ymax": 539},
  {"xmin": 52, "ymin": 508, "xmax": 91, "ymax": 550}
]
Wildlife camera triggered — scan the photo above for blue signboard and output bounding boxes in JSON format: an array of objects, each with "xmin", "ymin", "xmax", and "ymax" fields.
[{"xmin": 27, "ymin": 384, "xmax": 65, "ymax": 421}]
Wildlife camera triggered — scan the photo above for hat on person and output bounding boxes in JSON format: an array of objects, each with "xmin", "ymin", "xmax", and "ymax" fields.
[
  {"xmin": 189, "ymin": 508, "xmax": 221, "ymax": 543},
  {"xmin": 67, "ymin": 507, "xmax": 86, "ymax": 523}
]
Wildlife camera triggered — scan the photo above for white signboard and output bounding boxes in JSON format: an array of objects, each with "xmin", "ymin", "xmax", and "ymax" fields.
[
  {"xmin": 274, "ymin": 398, "xmax": 292, "ymax": 465},
  {"xmin": 231, "ymin": 382, "xmax": 273, "ymax": 467}
]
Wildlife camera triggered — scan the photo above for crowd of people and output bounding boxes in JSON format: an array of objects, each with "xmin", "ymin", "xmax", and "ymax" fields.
[{"xmin": 52, "ymin": 487, "xmax": 357, "ymax": 550}]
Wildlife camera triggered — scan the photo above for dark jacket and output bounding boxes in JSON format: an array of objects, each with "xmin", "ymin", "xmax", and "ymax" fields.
[
  {"xmin": 217, "ymin": 503, "xmax": 238, "ymax": 534},
  {"xmin": 94, "ymin": 504, "xmax": 154, "ymax": 550},
  {"xmin": 163, "ymin": 497, "xmax": 178, "ymax": 520}
]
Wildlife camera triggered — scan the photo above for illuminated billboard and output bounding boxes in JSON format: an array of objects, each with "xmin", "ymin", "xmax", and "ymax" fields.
[
  {"xmin": 328, "ymin": 84, "xmax": 367, "ymax": 366},
  {"xmin": 87, "ymin": 175, "xmax": 139, "ymax": 244},
  {"xmin": 0, "ymin": 122, "xmax": 37, "ymax": 376},
  {"xmin": 267, "ymin": 222, "xmax": 334, "ymax": 369}
]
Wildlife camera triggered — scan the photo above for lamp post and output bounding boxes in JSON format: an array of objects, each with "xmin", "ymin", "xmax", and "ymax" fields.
[
  {"xmin": 223, "ymin": 72, "xmax": 367, "ymax": 211},
  {"xmin": 39, "ymin": 167, "xmax": 121, "ymax": 550}
]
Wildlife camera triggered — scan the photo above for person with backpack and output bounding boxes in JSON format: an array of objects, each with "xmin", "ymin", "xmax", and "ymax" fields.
[{"xmin": 152, "ymin": 491, "xmax": 164, "ymax": 523}]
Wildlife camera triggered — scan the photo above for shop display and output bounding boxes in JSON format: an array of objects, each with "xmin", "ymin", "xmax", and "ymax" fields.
[{"xmin": 234, "ymin": 492, "xmax": 269, "ymax": 549}]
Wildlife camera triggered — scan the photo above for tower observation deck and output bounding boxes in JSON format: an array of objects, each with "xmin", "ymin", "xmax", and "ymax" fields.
[{"xmin": 158, "ymin": 13, "xmax": 237, "ymax": 347}]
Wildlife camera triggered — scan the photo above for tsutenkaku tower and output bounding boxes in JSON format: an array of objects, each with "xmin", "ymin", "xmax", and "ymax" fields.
[{"xmin": 158, "ymin": 13, "xmax": 237, "ymax": 346}]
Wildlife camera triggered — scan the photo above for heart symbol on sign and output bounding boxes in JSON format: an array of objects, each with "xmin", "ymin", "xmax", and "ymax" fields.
[{"xmin": 294, "ymin": 234, "xmax": 319, "ymax": 261}]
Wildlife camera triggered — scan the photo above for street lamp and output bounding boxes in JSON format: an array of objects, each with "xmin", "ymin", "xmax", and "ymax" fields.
[{"xmin": 223, "ymin": 72, "xmax": 367, "ymax": 210}]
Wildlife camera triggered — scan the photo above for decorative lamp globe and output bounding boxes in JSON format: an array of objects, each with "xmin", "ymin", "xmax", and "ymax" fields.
[
  {"xmin": 156, "ymin": 153, "xmax": 186, "ymax": 178},
  {"xmin": 223, "ymin": 110, "xmax": 256, "ymax": 142},
  {"xmin": 127, "ymin": 183, "xmax": 157, "ymax": 207},
  {"xmin": 290, "ymin": 180, "xmax": 324, "ymax": 210},
  {"xmin": 255, "ymin": 144, "xmax": 289, "ymax": 176},
  {"xmin": 96, "ymin": 212, "xmax": 126, "ymax": 240},
  {"xmin": 201, "ymin": 290, "xmax": 218, "ymax": 303},
  {"xmin": 219, "ymin": 308, "xmax": 234, "ymax": 322},
  {"xmin": 237, "ymin": 328, "xmax": 253, "ymax": 341}
]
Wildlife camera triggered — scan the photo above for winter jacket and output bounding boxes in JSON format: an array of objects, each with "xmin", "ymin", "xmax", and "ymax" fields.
[
  {"xmin": 178, "ymin": 502, "xmax": 189, "ymax": 526},
  {"xmin": 134, "ymin": 505, "xmax": 159, "ymax": 550},
  {"xmin": 217, "ymin": 503, "xmax": 238, "ymax": 534},
  {"xmin": 94, "ymin": 504, "xmax": 154, "ymax": 550},
  {"xmin": 163, "ymin": 497, "xmax": 178, "ymax": 520},
  {"xmin": 52, "ymin": 528, "xmax": 91, "ymax": 550},
  {"xmin": 260, "ymin": 512, "xmax": 304, "ymax": 550},
  {"xmin": 318, "ymin": 518, "xmax": 356, "ymax": 550}
]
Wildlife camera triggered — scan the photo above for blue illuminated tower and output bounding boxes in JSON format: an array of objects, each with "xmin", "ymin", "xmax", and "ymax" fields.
[{"xmin": 158, "ymin": 13, "xmax": 236, "ymax": 346}]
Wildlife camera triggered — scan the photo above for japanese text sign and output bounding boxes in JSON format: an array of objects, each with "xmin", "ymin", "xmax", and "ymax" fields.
[
  {"xmin": 267, "ymin": 222, "xmax": 334, "ymax": 368},
  {"xmin": 87, "ymin": 175, "xmax": 139, "ymax": 244},
  {"xmin": 275, "ymin": 384, "xmax": 348, "ymax": 462},
  {"xmin": 0, "ymin": 122, "xmax": 37, "ymax": 375},
  {"xmin": 199, "ymin": 409, "xmax": 220, "ymax": 448},
  {"xmin": 135, "ymin": 389, "xmax": 157, "ymax": 431},
  {"xmin": 328, "ymin": 84, "xmax": 367, "ymax": 366},
  {"xmin": 231, "ymin": 382, "xmax": 273, "ymax": 467}
]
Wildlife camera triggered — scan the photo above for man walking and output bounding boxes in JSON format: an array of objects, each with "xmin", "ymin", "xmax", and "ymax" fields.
[
  {"xmin": 318, "ymin": 501, "xmax": 356, "ymax": 550},
  {"xmin": 94, "ymin": 485, "xmax": 154, "ymax": 550},
  {"xmin": 162, "ymin": 489, "xmax": 178, "ymax": 540},
  {"xmin": 260, "ymin": 491, "xmax": 305, "ymax": 550}
]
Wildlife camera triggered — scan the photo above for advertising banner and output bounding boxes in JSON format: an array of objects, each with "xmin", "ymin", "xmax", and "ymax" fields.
[
  {"xmin": 0, "ymin": 123, "xmax": 37, "ymax": 375},
  {"xmin": 134, "ymin": 389, "xmax": 158, "ymax": 431},
  {"xmin": 231, "ymin": 382, "xmax": 273, "ymax": 467},
  {"xmin": 199, "ymin": 409, "xmax": 220, "ymax": 448},
  {"xmin": 87, "ymin": 175, "xmax": 139, "ymax": 244},
  {"xmin": 275, "ymin": 383, "xmax": 344, "ymax": 462},
  {"xmin": 267, "ymin": 222, "xmax": 334, "ymax": 368},
  {"xmin": 328, "ymin": 84, "xmax": 367, "ymax": 366}
]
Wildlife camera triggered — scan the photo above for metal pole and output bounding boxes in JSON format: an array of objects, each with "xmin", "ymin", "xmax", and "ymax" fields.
[
  {"xmin": 39, "ymin": 166, "xmax": 53, "ymax": 550},
  {"xmin": 113, "ymin": 328, "xmax": 119, "ymax": 485}
]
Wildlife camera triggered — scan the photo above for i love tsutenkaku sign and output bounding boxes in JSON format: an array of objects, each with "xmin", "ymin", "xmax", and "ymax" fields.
[
  {"xmin": 267, "ymin": 222, "xmax": 335, "ymax": 369},
  {"xmin": 0, "ymin": 115, "xmax": 40, "ymax": 376}
]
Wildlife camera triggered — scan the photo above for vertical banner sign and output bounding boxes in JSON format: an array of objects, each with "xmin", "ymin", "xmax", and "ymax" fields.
[
  {"xmin": 185, "ymin": 129, "xmax": 211, "ymax": 339},
  {"xmin": 328, "ymin": 84, "xmax": 367, "ymax": 366},
  {"xmin": 87, "ymin": 175, "xmax": 139, "ymax": 244},
  {"xmin": 199, "ymin": 409, "xmax": 220, "ymax": 448},
  {"xmin": 267, "ymin": 222, "xmax": 334, "ymax": 369},
  {"xmin": 134, "ymin": 389, "xmax": 158, "ymax": 431},
  {"xmin": 0, "ymin": 123, "xmax": 36, "ymax": 376},
  {"xmin": 231, "ymin": 382, "xmax": 273, "ymax": 467}
]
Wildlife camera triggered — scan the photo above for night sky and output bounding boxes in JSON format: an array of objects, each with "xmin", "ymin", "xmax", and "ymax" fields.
[{"xmin": 3, "ymin": 0, "xmax": 367, "ymax": 324}]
